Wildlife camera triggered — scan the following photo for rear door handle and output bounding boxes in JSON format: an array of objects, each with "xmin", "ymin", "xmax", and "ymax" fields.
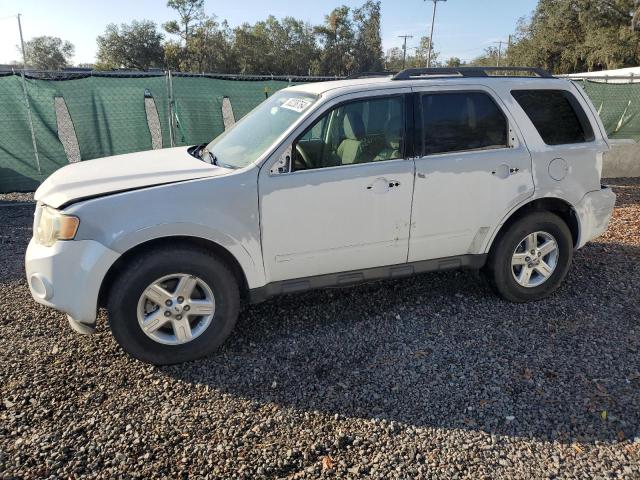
[{"xmin": 491, "ymin": 164, "xmax": 519, "ymax": 177}]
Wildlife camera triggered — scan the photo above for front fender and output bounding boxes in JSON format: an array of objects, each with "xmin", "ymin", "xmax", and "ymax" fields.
[
  {"xmin": 65, "ymin": 173, "xmax": 265, "ymax": 289},
  {"xmin": 110, "ymin": 222, "xmax": 264, "ymax": 288}
]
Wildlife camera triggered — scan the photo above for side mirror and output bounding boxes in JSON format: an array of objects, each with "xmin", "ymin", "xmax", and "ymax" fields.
[{"xmin": 270, "ymin": 144, "xmax": 292, "ymax": 175}]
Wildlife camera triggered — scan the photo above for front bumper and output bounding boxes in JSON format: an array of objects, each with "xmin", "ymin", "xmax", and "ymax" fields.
[
  {"xmin": 25, "ymin": 238, "xmax": 120, "ymax": 327},
  {"xmin": 575, "ymin": 186, "xmax": 616, "ymax": 248}
]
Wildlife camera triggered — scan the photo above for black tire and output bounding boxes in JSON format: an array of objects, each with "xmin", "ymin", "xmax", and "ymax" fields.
[
  {"xmin": 485, "ymin": 211, "xmax": 573, "ymax": 303},
  {"xmin": 107, "ymin": 246, "xmax": 240, "ymax": 365}
]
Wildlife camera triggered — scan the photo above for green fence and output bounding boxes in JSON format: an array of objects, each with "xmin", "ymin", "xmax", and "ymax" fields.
[
  {"xmin": 576, "ymin": 79, "xmax": 640, "ymax": 142},
  {"xmin": 0, "ymin": 72, "xmax": 638, "ymax": 193},
  {"xmin": 0, "ymin": 71, "xmax": 329, "ymax": 192}
]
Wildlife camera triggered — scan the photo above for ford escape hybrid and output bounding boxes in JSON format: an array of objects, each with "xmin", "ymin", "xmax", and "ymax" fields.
[{"xmin": 26, "ymin": 67, "xmax": 616, "ymax": 364}]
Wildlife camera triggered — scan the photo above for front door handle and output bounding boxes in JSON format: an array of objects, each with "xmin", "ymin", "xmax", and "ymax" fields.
[{"xmin": 366, "ymin": 178, "xmax": 399, "ymax": 194}]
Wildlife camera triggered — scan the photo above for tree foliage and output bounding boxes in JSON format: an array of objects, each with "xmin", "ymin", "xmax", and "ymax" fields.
[
  {"xmin": 353, "ymin": 1, "xmax": 384, "ymax": 72},
  {"xmin": 315, "ymin": 6, "xmax": 357, "ymax": 76},
  {"xmin": 232, "ymin": 16, "xmax": 318, "ymax": 75},
  {"xmin": 96, "ymin": 21, "xmax": 165, "ymax": 70},
  {"xmin": 159, "ymin": 0, "xmax": 384, "ymax": 75},
  {"xmin": 384, "ymin": 37, "xmax": 439, "ymax": 71},
  {"xmin": 163, "ymin": 0, "xmax": 205, "ymax": 44},
  {"xmin": 506, "ymin": 0, "xmax": 640, "ymax": 73},
  {"xmin": 21, "ymin": 36, "xmax": 74, "ymax": 70}
]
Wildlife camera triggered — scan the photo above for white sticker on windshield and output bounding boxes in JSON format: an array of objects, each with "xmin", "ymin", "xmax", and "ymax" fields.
[{"xmin": 280, "ymin": 97, "xmax": 313, "ymax": 113}]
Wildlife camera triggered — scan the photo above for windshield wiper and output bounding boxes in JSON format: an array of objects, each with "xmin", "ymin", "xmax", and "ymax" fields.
[
  {"xmin": 204, "ymin": 148, "xmax": 218, "ymax": 166},
  {"xmin": 188, "ymin": 143, "xmax": 218, "ymax": 165},
  {"xmin": 188, "ymin": 143, "xmax": 239, "ymax": 169}
]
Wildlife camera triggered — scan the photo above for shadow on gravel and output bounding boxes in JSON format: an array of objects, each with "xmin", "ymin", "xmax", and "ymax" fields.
[
  {"xmin": 162, "ymin": 241, "xmax": 640, "ymax": 445},
  {"xmin": 605, "ymin": 177, "xmax": 640, "ymax": 207},
  {"xmin": 0, "ymin": 203, "xmax": 33, "ymax": 282}
]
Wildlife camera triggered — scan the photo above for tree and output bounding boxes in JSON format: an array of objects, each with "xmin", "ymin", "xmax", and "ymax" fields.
[
  {"xmin": 279, "ymin": 17, "xmax": 320, "ymax": 75},
  {"xmin": 183, "ymin": 16, "xmax": 236, "ymax": 73},
  {"xmin": 384, "ymin": 47, "xmax": 405, "ymax": 71},
  {"xmin": 411, "ymin": 36, "xmax": 439, "ymax": 67},
  {"xmin": 96, "ymin": 21, "xmax": 164, "ymax": 70},
  {"xmin": 164, "ymin": 40, "xmax": 183, "ymax": 70},
  {"xmin": 444, "ymin": 57, "xmax": 464, "ymax": 67},
  {"xmin": 383, "ymin": 36, "xmax": 441, "ymax": 71},
  {"xmin": 232, "ymin": 16, "xmax": 318, "ymax": 75},
  {"xmin": 353, "ymin": 1, "xmax": 384, "ymax": 72},
  {"xmin": 468, "ymin": 47, "xmax": 500, "ymax": 67},
  {"xmin": 507, "ymin": 0, "xmax": 640, "ymax": 73},
  {"xmin": 20, "ymin": 36, "xmax": 74, "ymax": 70},
  {"xmin": 163, "ymin": 0, "xmax": 205, "ymax": 44},
  {"xmin": 155, "ymin": 0, "xmax": 389, "ymax": 75},
  {"xmin": 315, "ymin": 6, "xmax": 356, "ymax": 76}
]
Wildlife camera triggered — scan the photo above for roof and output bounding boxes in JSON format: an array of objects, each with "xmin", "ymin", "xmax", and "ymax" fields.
[
  {"xmin": 287, "ymin": 74, "xmax": 572, "ymax": 97},
  {"xmin": 288, "ymin": 76, "xmax": 391, "ymax": 95}
]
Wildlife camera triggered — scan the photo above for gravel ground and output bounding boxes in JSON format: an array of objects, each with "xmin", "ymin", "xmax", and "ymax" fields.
[
  {"xmin": 1, "ymin": 180, "xmax": 639, "ymax": 479},
  {"xmin": 0, "ymin": 192, "xmax": 34, "ymax": 205}
]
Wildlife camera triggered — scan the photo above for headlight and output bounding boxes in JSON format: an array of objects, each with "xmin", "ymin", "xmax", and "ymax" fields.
[{"xmin": 33, "ymin": 205, "xmax": 80, "ymax": 246}]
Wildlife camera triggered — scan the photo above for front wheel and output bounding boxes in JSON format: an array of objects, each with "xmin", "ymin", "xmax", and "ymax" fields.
[
  {"xmin": 108, "ymin": 247, "xmax": 240, "ymax": 364},
  {"xmin": 485, "ymin": 212, "xmax": 573, "ymax": 303}
]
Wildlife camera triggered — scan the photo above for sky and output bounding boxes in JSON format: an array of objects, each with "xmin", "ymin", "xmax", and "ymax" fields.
[{"xmin": 0, "ymin": 0, "xmax": 539, "ymax": 65}]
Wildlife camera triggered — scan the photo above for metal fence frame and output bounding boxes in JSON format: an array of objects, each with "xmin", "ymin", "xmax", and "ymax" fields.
[{"xmin": 560, "ymin": 74, "xmax": 640, "ymax": 84}]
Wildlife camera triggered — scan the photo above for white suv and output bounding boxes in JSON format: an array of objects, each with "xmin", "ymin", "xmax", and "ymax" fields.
[{"xmin": 25, "ymin": 67, "xmax": 616, "ymax": 364}]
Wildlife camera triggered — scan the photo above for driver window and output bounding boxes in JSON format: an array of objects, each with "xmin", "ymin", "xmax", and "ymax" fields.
[{"xmin": 293, "ymin": 96, "xmax": 405, "ymax": 171}]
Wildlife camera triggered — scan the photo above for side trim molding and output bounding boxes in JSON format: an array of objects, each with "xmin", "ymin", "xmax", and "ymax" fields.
[{"xmin": 248, "ymin": 254, "xmax": 487, "ymax": 304}]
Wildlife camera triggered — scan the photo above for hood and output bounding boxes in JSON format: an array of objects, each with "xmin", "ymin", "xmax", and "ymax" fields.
[{"xmin": 36, "ymin": 147, "xmax": 230, "ymax": 208}]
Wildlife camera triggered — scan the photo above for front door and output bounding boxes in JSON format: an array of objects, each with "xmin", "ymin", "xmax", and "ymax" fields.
[
  {"xmin": 408, "ymin": 85, "xmax": 535, "ymax": 262},
  {"xmin": 259, "ymin": 93, "xmax": 415, "ymax": 283}
]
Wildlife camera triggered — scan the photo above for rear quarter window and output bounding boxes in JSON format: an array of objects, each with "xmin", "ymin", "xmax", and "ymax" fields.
[{"xmin": 511, "ymin": 89, "xmax": 595, "ymax": 145}]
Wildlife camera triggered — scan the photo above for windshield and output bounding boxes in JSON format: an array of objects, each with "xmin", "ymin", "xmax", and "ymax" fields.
[{"xmin": 206, "ymin": 90, "xmax": 318, "ymax": 169}]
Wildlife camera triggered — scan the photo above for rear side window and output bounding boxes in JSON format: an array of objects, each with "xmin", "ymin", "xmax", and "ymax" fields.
[
  {"xmin": 419, "ymin": 92, "xmax": 508, "ymax": 156},
  {"xmin": 511, "ymin": 89, "xmax": 595, "ymax": 145}
]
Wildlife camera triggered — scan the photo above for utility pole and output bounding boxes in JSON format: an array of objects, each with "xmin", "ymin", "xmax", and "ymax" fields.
[
  {"xmin": 398, "ymin": 35, "xmax": 413, "ymax": 69},
  {"xmin": 425, "ymin": 0, "xmax": 447, "ymax": 68},
  {"xmin": 494, "ymin": 40, "xmax": 507, "ymax": 67}
]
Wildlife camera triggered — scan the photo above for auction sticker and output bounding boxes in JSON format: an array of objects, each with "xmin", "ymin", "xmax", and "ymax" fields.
[{"xmin": 281, "ymin": 97, "xmax": 314, "ymax": 113}]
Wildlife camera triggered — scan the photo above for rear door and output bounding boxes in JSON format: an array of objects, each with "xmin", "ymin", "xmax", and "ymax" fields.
[{"xmin": 408, "ymin": 85, "xmax": 534, "ymax": 262}]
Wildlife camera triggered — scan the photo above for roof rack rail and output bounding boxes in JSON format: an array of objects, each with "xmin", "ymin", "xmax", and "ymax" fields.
[
  {"xmin": 392, "ymin": 66, "xmax": 553, "ymax": 80},
  {"xmin": 346, "ymin": 71, "xmax": 396, "ymax": 79}
]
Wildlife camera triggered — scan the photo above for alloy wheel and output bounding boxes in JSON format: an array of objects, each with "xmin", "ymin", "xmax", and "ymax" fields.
[
  {"xmin": 511, "ymin": 231, "xmax": 559, "ymax": 288},
  {"xmin": 136, "ymin": 273, "xmax": 215, "ymax": 345}
]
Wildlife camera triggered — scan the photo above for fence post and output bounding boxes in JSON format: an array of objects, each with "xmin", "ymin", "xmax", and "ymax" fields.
[
  {"xmin": 19, "ymin": 71, "xmax": 41, "ymax": 175},
  {"xmin": 166, "ymin": 70, "xmax": 175, "ymax": 147},
  {"xmin": 17, "ymin": 14, "xmax": 42, "ymax": 176},
  {"xmin": 630, "ymin": 72, "xmax": 634, "ymax": 84}
]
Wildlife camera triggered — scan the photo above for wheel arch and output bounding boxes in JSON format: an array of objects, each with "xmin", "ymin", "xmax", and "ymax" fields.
[
  {"xmin": 487, "ymin": 197, "xmax": 580, "ymax": 254},
  {"xmin": 98, "ymin": 236, "xmax": 250, "ymax": 309}
]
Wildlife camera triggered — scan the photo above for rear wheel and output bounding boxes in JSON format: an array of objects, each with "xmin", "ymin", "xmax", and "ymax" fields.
[
  {"xmin": 108, "ymin": 247, "xmax": 240, "ymax": 364},
  {"xmin": 485, "ymin": 212, "xmax": 573, "ymax": 302}
]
